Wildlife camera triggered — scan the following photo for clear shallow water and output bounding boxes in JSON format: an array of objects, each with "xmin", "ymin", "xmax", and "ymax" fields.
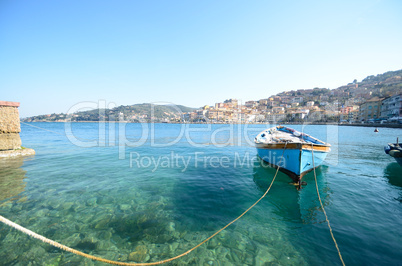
[{"xmin": 0, "ymin": 123, "xmax": 401, "ymax": 265}]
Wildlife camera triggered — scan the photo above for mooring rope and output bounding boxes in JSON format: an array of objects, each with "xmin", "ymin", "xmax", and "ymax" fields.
[
  {"xmin": 311, "ymin": 144, "xmax": 345, "ymax": 266},
  {"xmin": 20, "ymin": 121, "xmax": 66, "ymax": 136},
  {"xmin": 0, "ymin": 144, "xmax": 288, "ymax": 265}
]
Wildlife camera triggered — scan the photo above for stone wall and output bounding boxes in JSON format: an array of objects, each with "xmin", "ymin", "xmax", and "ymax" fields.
[{"xmin": 0, "ymin": 101, "xmax": 22, "ymax": 150}]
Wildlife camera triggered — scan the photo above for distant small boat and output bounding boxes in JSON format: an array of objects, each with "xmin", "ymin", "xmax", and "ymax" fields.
[
  {"xmin": 384, "ymin": 138, "xmax": 402, "ymax": 166},
  {"xmin": 255, "ymin": 126, "xmax": 331, "ymax": 187},
  {"xmin": 374, "ymin": 128, "xmax": 379, "ymax": 132}
]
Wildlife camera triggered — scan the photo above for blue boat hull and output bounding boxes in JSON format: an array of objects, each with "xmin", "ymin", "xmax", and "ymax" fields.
[{"xmin": 256, "ymin": 145, "xmax": 329, "ymax": 182}]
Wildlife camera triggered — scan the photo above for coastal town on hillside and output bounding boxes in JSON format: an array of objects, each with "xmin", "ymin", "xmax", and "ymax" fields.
[
  {"xmin": 181, "ymin": 87, "xmax": 401, "ymax": 124},
  {"xmin": 23, "ymin": 70, "xmax": 402, "ymax": 124}
]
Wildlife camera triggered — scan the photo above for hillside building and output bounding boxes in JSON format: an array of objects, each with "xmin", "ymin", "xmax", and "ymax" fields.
[
  {"xmin": 381, "ymin": 94, "xmax": 401, "ymax": 120},
  {"xmin": 359, "ymin": 97, "xmax": 383, "ymax": 121},
  {"xmin": 306, "ymin": 101, "xmax": 315, "ymax": 107}
]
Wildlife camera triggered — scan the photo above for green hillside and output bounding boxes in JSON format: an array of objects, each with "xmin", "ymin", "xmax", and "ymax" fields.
[{"xmin": 23, "ymin": 103, "xmax": 197, "ymax": 122}]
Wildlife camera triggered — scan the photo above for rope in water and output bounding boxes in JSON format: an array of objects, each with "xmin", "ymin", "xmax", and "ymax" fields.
[
  {"xmin": 20, "ymin": 121, "xmax": 66, "ymax": 136},
  {"xmin": 311, "ymin": 144, "xmax": 345, "ymax": 266},
  {"xmin": 0, "ymin": 144, "xmax": 288, "ymax": 265}
]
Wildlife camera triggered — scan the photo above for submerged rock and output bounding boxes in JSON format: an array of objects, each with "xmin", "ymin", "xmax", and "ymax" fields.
[
  {"xmin": 0, "ymin": 201, "xmax": 13, "ymax": 210},
  {"xmin": 149, "ymin": 243, "xmax": 170, "ymax": 258},
  {"xmin": 183, "ymin": 232, "xmax": 193, "ymax": 242},
  {"xmin": 96, "ymin": 240, "xmax": 115, "ymax": 251},
  {"xmin": 255, "ymin": 244, "xmax": 276, "ymax": 265},
  {"xmin": 47, "ymin": 199, "xmax": 61, "ymax": 209},
  {"xmin": 71, "ymin": 203, "xmax": 85, "ymax": 212},
  {"xmin": 166, "ymin": 221, "xmax": 175, "ymax": 232},
  {"xmin": 94, "ymin": 214, "xmax": 112, "ymax": 229},
  {"xmin": 64, "ymin": 233, "xmax": 82, "ymax": 247},
  {"xmin": 171, "ymin": 231, "xmax": 181, "ymax": 239},
  {"xmin": 215, "ymin": 246, "xmax": 230, "ymax": 260},
  {"xmin": 169, "ymin": 242, "xmax": 179, "ymax": 253},
  {"xmin": 99, "ymin": 230, "xmax": 113, "ymax": 240},
  {"xmin": 156, "ymin": 234, "xmax": 172, "ymax": 244},
  {"xmin": 207, "ymin": 237, "xmax": 219, "ymax": 249},
  {"xmin": 128, "ymin": 245, "xmax": 149, "ymax": 262},
  {"xmin": 119, "ymin": 204, "xmax": 131, "ymax": 211},
  {"xmin": 74, "ymin": 222, "xmax": 85, "ymax": 231},
  {"xmin": 22, "ymin": 245, "xmax": 48, "ymax": 262},
  {"xmin": 86, "ymin": 197, "xmax": 97, "ymax": 206},
  {"xmin": 243, "ymin": 252, "xmax": 254, "ymax": 265},
  {"xmin": 36, "ymin": 208, "xmax": 50, "ymax": 217},
  {"xmin": 230, "ymin": 248, "xmax": 245, "ymax": 263},
  {"xmin": 95, "ymin": 219, "xmax": 109, "ymax": 229},
  {"xmin": 252, "ymin": 232, "xmax": 271, "ymax": 245},
  {"xmin": 118, "ymin": 254, "xmax": 128, "ymax": 262},
  {"xmin": 61, "ymin": 202, "xmax": 74, "ymax": 210}
]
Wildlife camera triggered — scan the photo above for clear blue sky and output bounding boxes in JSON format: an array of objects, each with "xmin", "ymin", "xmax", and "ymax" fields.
[{"xmin": 1, "ymin": 0, "xmax": 401, "ymax": 117}]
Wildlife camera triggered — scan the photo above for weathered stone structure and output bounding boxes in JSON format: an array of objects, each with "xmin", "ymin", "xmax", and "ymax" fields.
[
  {"xmin": 0, "ymin": 101, "xmax": 35, "ymax": 157},
  {"xmin": 0, "ymin": 101, "xmax": 22, "ymax": 150}
]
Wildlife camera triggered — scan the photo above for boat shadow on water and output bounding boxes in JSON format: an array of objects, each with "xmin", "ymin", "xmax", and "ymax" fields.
[
  {"xmin": 252, "ymin": 157, "xmax": 331, "ymax": 225},
  {"xmin": 383, "ymin": 162, "xmax": 402, "ymax": 203},
  {"xmin": 171, "ymin": 164, "xmax": 252, "ymax": 232},
  {"xmin": 384, "ymin": 163, "xmax": 402, "ymax": 188}
]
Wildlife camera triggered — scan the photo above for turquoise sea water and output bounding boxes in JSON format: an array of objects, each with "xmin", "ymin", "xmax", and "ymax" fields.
[{"xmin": 0, "ymin": 123, "xmax": 401, "ymax": 265}]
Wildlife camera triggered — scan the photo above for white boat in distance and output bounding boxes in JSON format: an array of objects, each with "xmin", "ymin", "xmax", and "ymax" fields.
[{"xmin": 255, "ymin": 126, "xmax": 331, "ymax": 187}]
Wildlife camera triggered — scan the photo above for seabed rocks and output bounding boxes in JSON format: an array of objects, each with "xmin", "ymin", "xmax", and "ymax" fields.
[{"xmin": 0, "ymin": 182, "xmax": 309, "ymax": 265}]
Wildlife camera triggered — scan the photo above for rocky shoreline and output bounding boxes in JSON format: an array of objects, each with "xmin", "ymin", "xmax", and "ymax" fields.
[{"xmin": 0, "ymin": 148, "xmax": 35, "ymax": 158}]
